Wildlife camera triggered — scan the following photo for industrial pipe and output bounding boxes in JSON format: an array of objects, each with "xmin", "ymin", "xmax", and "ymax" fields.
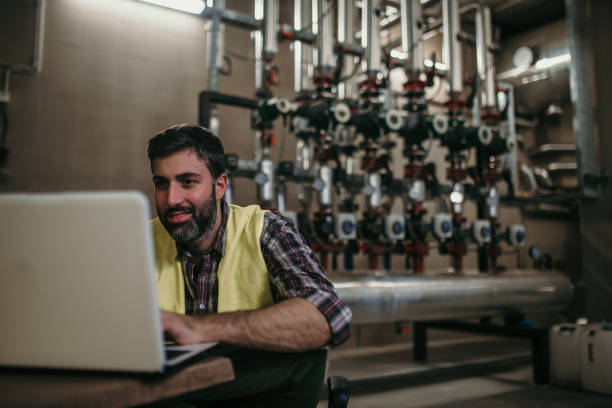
[
  {"xmin": 316, "ymin": 0, "xmax": 335, "ymax": 72},
  {"xmin": 400, "ymin": 0, "xmax": 424, "ymax": 74},
  {"xmin": 362, "ymin": 0, "xmax": 382, "ymax": 74},
  {"xmin": 476, "ymin": 6, "xmax": 496, "ymax": 109},
  {"xmin": 332, "ymin": 269, "xmax": 573, "ymax": 324},
  {"xmin": 263, "ymin": 0, "xmax": 279, "ymax": 59},
  {"xmin": 293, "ymin": 0, "xmax": 313, "ymax": 92},
  {"xmin": 442, "ymin": 0, "xmax": 463, "ymax": 94},
  {"xmin": 337, "ymin": 0, "xmax": 357, "ymax": 99}
]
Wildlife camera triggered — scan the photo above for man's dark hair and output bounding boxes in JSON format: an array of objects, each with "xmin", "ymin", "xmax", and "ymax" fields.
[{"xmin": 148, "ymin": 124, "xmax": 225, "ymax": 179}]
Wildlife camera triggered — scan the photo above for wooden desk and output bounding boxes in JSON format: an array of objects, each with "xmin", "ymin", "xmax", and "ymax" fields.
[{"xmin": 0, "ymin": 356, "xmax": 234, "ymax": 408}]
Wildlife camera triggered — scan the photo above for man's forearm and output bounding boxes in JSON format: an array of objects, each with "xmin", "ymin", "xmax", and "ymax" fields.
[{"xmin": 163, "ymin": 298, "xmax": 332, "ymax": 352}]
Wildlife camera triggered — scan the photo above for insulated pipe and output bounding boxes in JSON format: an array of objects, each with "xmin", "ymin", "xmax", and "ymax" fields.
[
  {"xmin": 362, "ymin": 0, "xmax": 382, "ymax": 74},
  {"xmin": 317, "ymin": 164, "xmax": 334, "ymax": 206},
  {"xmin": 475, "ymin": 5, "xmax": 486, "ymax": 90},
  {"xmin": 294, "ymin": 0, "xmax": 313, "ymax": 92},
  {"xmin": 482, "ymin": 7, "xmax": 496, "ymax": 108},
  {"xmin": 296, "ymin": 138, "xmax": 312, "ymax": 205},
  {"xmin": 263, "ymin": 0, "xmax": 279, "ymax": 59},
  {"xmin": 254, "ymin": 0, "xmax": 264, "ymax": 89},
  {"xmin": 332, "ymin": 270, "xmax": 573, "ymax": 324},
  {"xmin": 400, "ymin": 0, "xmax": 424, "ymax": 74},
  {"xmin": 338, "ymin": 0, "xmax": 357, "ymax": 99},
  {"xmin": 257, "ymin": 158, "xmax": 276, "ymax": 205},
  {"xmin": 368, "ymin": 173, "xmax": 383, "ymax": 208},
  {"xmin": 442, "ymin": 0, "xmax": 463, "ymax": 93},
  {"xmin": 317, "ymin": 0, "xmax": 335, "ymax": 71},
  {"xmin": 566, "ymin": 0, "xmax": 598, "ymax": 198},
  {"xmin": 206, "ymin": 0, "xmax": 226, "ymax": 91}
]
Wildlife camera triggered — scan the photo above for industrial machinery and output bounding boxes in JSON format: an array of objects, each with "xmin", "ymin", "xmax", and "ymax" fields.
[{"xmin": 195, "ymin": 1, "xmax": 574, "ymax": 381}]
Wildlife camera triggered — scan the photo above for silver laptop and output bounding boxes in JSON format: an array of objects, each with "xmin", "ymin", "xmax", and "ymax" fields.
[{"xmin": 0, "ymin": 191, "xmax": 217, "ymax": 372}]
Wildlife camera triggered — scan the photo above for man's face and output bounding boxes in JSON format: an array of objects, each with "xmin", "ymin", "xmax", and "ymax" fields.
[{"xmin": 152, "ymin": 149, "xmax": 219, "ymax": 244}]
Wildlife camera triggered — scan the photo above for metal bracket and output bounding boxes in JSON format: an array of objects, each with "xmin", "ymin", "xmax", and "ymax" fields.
[{"xmin": 201, "ymin": 7, "xmax": 262, "ymax": 31}]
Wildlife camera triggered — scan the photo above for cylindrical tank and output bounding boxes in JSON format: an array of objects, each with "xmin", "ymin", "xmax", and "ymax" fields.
[{"xmin": 331, "ymin": 269, "xmax": 573, "ymax": 324}]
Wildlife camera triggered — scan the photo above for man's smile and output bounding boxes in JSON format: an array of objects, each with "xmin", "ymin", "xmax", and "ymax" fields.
[{"xmin": 165, "ymin": 209, "xmax": 193, "ymax": 224}]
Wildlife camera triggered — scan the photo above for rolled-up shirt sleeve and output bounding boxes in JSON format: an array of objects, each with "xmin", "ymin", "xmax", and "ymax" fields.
[{"xmin": 260, "ymin": 212, "xmax": 352, "ymax": 347}]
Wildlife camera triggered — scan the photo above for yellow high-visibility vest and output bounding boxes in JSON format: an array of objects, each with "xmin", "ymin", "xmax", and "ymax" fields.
[{"xmin": 151, "ymin": 204, "xmax": 274, "ymax": 314}]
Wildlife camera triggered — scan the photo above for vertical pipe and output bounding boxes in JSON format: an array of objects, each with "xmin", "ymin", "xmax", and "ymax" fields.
[
  {"xmin": 362, "ymin": 0, "xmax": 382, "ymax": 74},
  {"xmin": 206, "ymin": 14, "xmax": 221, "ymax": 91},
  {"xmin": 338, "ymin": 0, "xmax": 356, "ymax": 99},
  {"xmin": 482, "ymin": 7, "xmax": 496, "ymax": 108},
  {"xmin": 254, "ymin": 0, "xmax": 264, "ymax": 89},
  {"xmin": 319, "ymin": 165, "xmax": 333, "ymax": 206},
  {"xmin": 311, "ymin": 0, "xmax": 319, "ymax": 68},
  {"xmin": 475, "ymin": 6, "xmax": 485, "ymax": 88},
  {"xmin": 294, "ymin": 0, "xmax": 313, "ymax": 92},
  {"xmin": 258, "ymin": 158, "xmax": 276, "ymax": 206},
  {"xmin": 294, "ymin": 0, "xmax": 303, "ymax": 92},
  {"xmin": 296, "ymin": 138, "xmax": 312, "ymax": 207},
  {"xmin": 401, "ymin": 0, "xmax": 424, "ymax": 74},
  {"xmin": 277, "ymin": 183, "xmax": 286, "ymax": 212},
  {"xmin": 369, "ymin": 173, "xmax": 383, "ymax": 208},
  {"xmin": 317, "ymin": 0, "xmax": 335, "ymax": 71},
  {"xmin": 442, "ymin": 0, "xmax": 462, "ymax": 94},
  {"xmin": 263, "ymin": 0, "xmax": 279, "ymax": 59},
  {"xmin": 566, "ymin": 0, "xmax": 598, "ymax": 197},
  {"xmin": 33, "ymin": 0, "xmax": 46, "ymax": 72}
]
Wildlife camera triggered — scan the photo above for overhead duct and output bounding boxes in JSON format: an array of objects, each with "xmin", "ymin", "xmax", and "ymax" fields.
[{"xmin": 332, "ymin": 270, "xmax": 573, "ymax": 324}]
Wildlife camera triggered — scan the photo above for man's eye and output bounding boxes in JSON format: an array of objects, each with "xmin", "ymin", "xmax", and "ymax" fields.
[
  {"xmin": 154, "ymin": 180, "xmax": 168, "ymax": 189},
  {"xmin": 183, "ymin": 179, "xmax": 197, "ymax": 185}
]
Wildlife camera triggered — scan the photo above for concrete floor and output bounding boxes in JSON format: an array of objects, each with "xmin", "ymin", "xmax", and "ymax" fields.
[{"xmin": 319, "ymin": 330, "xmax": 612, "ymax": 408}]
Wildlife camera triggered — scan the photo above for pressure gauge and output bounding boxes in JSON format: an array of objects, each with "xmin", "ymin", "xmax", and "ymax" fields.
[{"xmin": 512, "ymin": 46, "xmax": 534, "ymax": 68}]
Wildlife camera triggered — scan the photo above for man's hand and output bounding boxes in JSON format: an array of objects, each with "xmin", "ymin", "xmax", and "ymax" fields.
[
  {"xmin": 160, "ymin": 298, "xmax": 332, "ymax": 351},
  {"xmin": 161, "ymin": 310, "xmax": 210, "ymax": 345}
]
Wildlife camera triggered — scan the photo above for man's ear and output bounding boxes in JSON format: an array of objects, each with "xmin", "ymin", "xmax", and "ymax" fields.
[{"xmin": 215, "ymin": 173, "xmax": 228, "ymax": 200}]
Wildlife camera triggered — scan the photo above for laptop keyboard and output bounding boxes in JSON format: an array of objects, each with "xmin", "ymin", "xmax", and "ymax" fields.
[{"xmin": 165, "ymin": 348, "xmax": 191, "ymax": 360}]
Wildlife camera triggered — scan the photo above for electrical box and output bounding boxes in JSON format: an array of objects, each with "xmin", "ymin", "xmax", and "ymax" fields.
[
  {"xmin": 433, "ymin": 213, "xmax": 453, "ymax": 241},
  {"xmin": 335, "ymin": 213, "xmax": 357, "ymax": 240},
  {"xmin": 385, "ymin": 215, "xmax": 405, "ymax": 240}
]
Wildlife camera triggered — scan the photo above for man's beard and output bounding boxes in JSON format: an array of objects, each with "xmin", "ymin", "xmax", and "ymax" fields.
[{"xmin": 157, "ymin": 185, "xmax": 217, "ymax": 244}]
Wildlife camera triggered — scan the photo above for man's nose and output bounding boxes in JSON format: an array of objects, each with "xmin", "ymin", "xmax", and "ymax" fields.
[{"xmin": 166, "ymin": 183, "xmax": 184, "ymax": 207}]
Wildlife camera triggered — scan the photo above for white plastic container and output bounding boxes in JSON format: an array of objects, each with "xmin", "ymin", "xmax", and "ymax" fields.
[
  {"xmin": 580, "ymin": 323, "xmax": 612, "ymax": 394},
  {"xmin": 549, "ymin": 323, "xmax": 585, "ymax": 386}
]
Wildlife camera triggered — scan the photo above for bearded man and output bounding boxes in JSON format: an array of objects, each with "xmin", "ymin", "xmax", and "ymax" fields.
[{"xmin": 148, "ymin": 124, "xmax": 351, "ymax": 407}]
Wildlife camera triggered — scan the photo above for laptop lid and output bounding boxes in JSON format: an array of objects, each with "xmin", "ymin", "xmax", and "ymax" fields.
[{"xmin": 0, "ymin": 191, "xmax": 166, "ymax": 372}]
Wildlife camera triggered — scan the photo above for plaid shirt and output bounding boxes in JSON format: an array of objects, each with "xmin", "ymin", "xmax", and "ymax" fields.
[{"xmin": 176, "ymin": 201, "xmax": 352, "ymax": 347}]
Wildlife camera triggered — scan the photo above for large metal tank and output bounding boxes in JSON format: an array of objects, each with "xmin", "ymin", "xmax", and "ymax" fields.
[{"xmin": 331, "ymin": 269, "xmax": 573, "ymax": 324}]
